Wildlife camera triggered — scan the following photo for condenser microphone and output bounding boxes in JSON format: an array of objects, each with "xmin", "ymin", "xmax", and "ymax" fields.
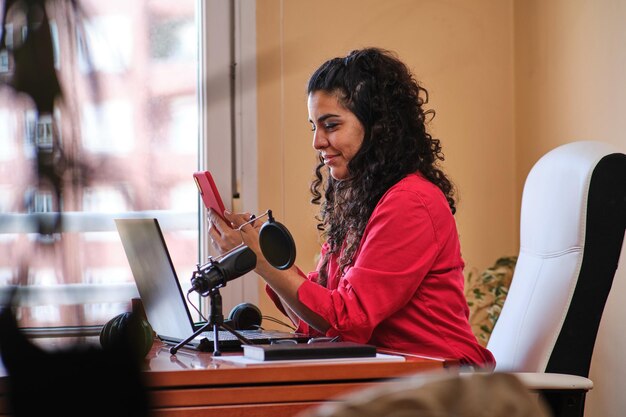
[{"xmin": 190, "ymin": 245, "xmax": 257, "ymax": 296}]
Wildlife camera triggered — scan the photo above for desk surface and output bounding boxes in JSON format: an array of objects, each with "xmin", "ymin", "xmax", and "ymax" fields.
[
  {"xmin": 1, "ymin": 340, "xmax": 454, "ymax": 417},
  {"xmin": 145, "ymin": 341, "xmax": 449, "ymax": 383}
]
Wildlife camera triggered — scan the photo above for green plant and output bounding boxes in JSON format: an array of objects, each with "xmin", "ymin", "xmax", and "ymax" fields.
[{"xmin": 465, "ymin": 256, "xmax": 518, "ymax": 347}]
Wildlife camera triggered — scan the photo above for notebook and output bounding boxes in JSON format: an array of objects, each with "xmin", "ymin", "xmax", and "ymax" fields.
[{"xmin": 114, "ymin": 218, "xmax": 308, "ymax": 351}]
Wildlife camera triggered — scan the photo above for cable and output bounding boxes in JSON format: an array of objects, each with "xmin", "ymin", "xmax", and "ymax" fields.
[
  {"xmin": 186, "ymin": 291, "xmax": 208, "ymax": 323},
  {"xmin": 262, "ymin": 315, "xmax": 296, "ymax": 331}
]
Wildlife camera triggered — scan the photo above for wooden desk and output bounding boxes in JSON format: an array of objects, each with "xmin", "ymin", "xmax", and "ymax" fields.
[
  {"xmin": 1, "ymin": 341, "xmax": 452, "ymax": 417},
  {"xmin": 144, "ymin": 341, "xmax": 450, "ymax": 417}
]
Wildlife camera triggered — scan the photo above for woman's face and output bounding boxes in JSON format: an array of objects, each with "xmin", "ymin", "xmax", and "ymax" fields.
[{"xmin": 308, "ymin": 90, "xmax": 365, "ymax": 181}]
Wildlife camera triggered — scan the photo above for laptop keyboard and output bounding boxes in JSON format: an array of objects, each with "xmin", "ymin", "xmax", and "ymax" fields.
[{"xmin": 199, "ymin": 329, "xmax": 307, "ymax": 343}]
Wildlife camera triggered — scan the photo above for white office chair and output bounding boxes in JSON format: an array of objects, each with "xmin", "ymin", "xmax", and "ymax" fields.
[{"xmin": 487, "ymin": 141, "xmax": 626, "ymax": 417}]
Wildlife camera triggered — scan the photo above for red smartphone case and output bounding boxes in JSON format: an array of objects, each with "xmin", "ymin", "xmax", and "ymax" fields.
[{"xmin": 193, "ymin": 171, "xmax": 227, "ymax": 222}]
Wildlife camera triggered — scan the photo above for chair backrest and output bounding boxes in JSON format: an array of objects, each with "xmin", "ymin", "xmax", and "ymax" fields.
[{"xmin": 487, "ymin": 141, "xmax": 626, "ymax": 376}]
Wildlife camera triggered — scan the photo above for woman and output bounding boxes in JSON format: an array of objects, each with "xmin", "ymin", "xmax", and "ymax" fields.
[{"xmin": 209, "ymin": 48, "xmax": 494, "ymax": 366}]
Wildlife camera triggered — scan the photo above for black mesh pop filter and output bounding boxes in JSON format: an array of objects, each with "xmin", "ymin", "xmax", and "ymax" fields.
[{"xmin": 258, "ymin": 211, "xmax": 296, "ymax": 270}]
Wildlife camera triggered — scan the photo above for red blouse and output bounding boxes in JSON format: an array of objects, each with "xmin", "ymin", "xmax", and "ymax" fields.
[{"xmin": 266, "ymin": 173, "xmax": 495, "ymax": 366}]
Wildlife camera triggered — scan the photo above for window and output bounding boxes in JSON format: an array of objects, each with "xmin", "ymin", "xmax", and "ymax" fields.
[
  {"xmin": 77, "ymin": 14, "xmax": 132, "ymax": 74},
  {"xmin": 80, "ymin": 100, "xmax": 134, "ymax": 154},
  {"xmin": 0, "ymin": 0, "xmax": 212, "ymax": 329},
  {"xmin": 24, "ymin": 111, "xmax": 59, "ymax": 152}
]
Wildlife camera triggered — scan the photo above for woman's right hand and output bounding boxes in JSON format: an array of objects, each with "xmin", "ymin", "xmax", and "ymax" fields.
[{"xmin": 207, "ymin": 209, "xmax": 245, "ymax": 254}]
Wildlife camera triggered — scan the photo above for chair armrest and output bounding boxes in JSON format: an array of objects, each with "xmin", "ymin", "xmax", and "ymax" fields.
[{"xmin": 512, "ymin": 372, "xmax": 593, "ymax": 391}]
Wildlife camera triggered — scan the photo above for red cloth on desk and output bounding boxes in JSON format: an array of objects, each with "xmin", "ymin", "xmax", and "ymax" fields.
[{"xmin": 266, "ymin": 173, "xmax": 495, "ymax": 366}]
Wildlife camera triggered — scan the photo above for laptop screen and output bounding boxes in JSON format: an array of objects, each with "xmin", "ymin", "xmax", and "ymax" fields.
[{"xmin": 115, "ymin": 218, "xmax": 196, "ymax": 341}]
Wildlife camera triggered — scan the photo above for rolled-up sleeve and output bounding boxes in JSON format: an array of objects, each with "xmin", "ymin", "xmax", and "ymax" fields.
[{"xmin": 296, "ymin": 187, "xmax": 441, "ymax": 342}]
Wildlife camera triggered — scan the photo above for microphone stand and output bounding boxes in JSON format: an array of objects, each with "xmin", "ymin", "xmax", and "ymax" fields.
[{"xmin": 169, "ymin": 288, "xmax": 253, "ymax": 356}]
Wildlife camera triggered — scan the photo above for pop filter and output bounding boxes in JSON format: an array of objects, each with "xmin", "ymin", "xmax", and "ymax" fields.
[{"xmin": 258, "ymin": 210, "xmax": 296, "ymax": 270}]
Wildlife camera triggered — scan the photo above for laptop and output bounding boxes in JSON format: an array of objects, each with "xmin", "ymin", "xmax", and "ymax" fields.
[{"xmin": 114, "ymin": 217, "xmax": 308, "ymax": 351}]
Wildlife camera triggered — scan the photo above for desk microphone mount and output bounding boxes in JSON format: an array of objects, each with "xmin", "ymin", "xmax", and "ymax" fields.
[{"xmin": 169, "ymin": 284, "xmax": 252, "ymax": 356}]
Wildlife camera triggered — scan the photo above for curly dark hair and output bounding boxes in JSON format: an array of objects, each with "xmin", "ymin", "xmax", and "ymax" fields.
[{"xmin": 308, "ymin": 48, "xmax": 456, "ymax": 286}]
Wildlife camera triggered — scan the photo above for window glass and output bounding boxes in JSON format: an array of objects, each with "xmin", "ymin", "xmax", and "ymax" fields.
[
  {"xmin": 81, "ymin": 100, "xmax": 135, "ymax": 154},
  {"xmin": 0, "ymin": 0, "xmax": 200, "ymax": 328},
  {"xmin": 78, "ymin": 15, "xmax": 133, "ymax": 74}
]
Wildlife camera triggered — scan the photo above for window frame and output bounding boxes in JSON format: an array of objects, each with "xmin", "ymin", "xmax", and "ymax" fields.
[{"xmin": 198, "ymin": 0, "xmax": 259, "ymax": 313}]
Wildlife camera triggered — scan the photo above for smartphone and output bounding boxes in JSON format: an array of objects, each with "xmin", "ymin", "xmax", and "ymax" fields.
[{"xmin": 193, "ymin": 171, "xmax": 229, "ymax": 224}]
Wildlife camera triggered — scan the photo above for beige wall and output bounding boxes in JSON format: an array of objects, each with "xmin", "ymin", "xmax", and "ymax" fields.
[
  {"xmin": 515, "ymin": 1, "xmax": 626, "ymax": 416},
  {"xmin": 256, "ymin": 0, "xmax": 516, "ymax": 319}
]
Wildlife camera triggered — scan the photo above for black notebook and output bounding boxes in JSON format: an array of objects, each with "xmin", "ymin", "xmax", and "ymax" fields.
[{"xmin": 242, "ymin": 341, "xmax": 377, "ymax": 361}]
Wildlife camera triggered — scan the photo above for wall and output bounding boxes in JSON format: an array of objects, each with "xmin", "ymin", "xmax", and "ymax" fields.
[
  {"xmin": 256, "ymin": 0, "xmax": 516, "ymax": 320},
  {"xmin": 514, "ymin": 1, "xmax": 626, "ymax": 415}
]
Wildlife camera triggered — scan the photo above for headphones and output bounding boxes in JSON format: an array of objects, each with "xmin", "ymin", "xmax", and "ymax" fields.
[{"xmin": 224, "ymin": 303, "xmax": 262, "ymax": 330}]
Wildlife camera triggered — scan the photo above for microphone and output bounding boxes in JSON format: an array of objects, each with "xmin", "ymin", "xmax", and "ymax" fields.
[{"xmin": 190, "ymin": 245, "xmax": 257, "ymax": 296}]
